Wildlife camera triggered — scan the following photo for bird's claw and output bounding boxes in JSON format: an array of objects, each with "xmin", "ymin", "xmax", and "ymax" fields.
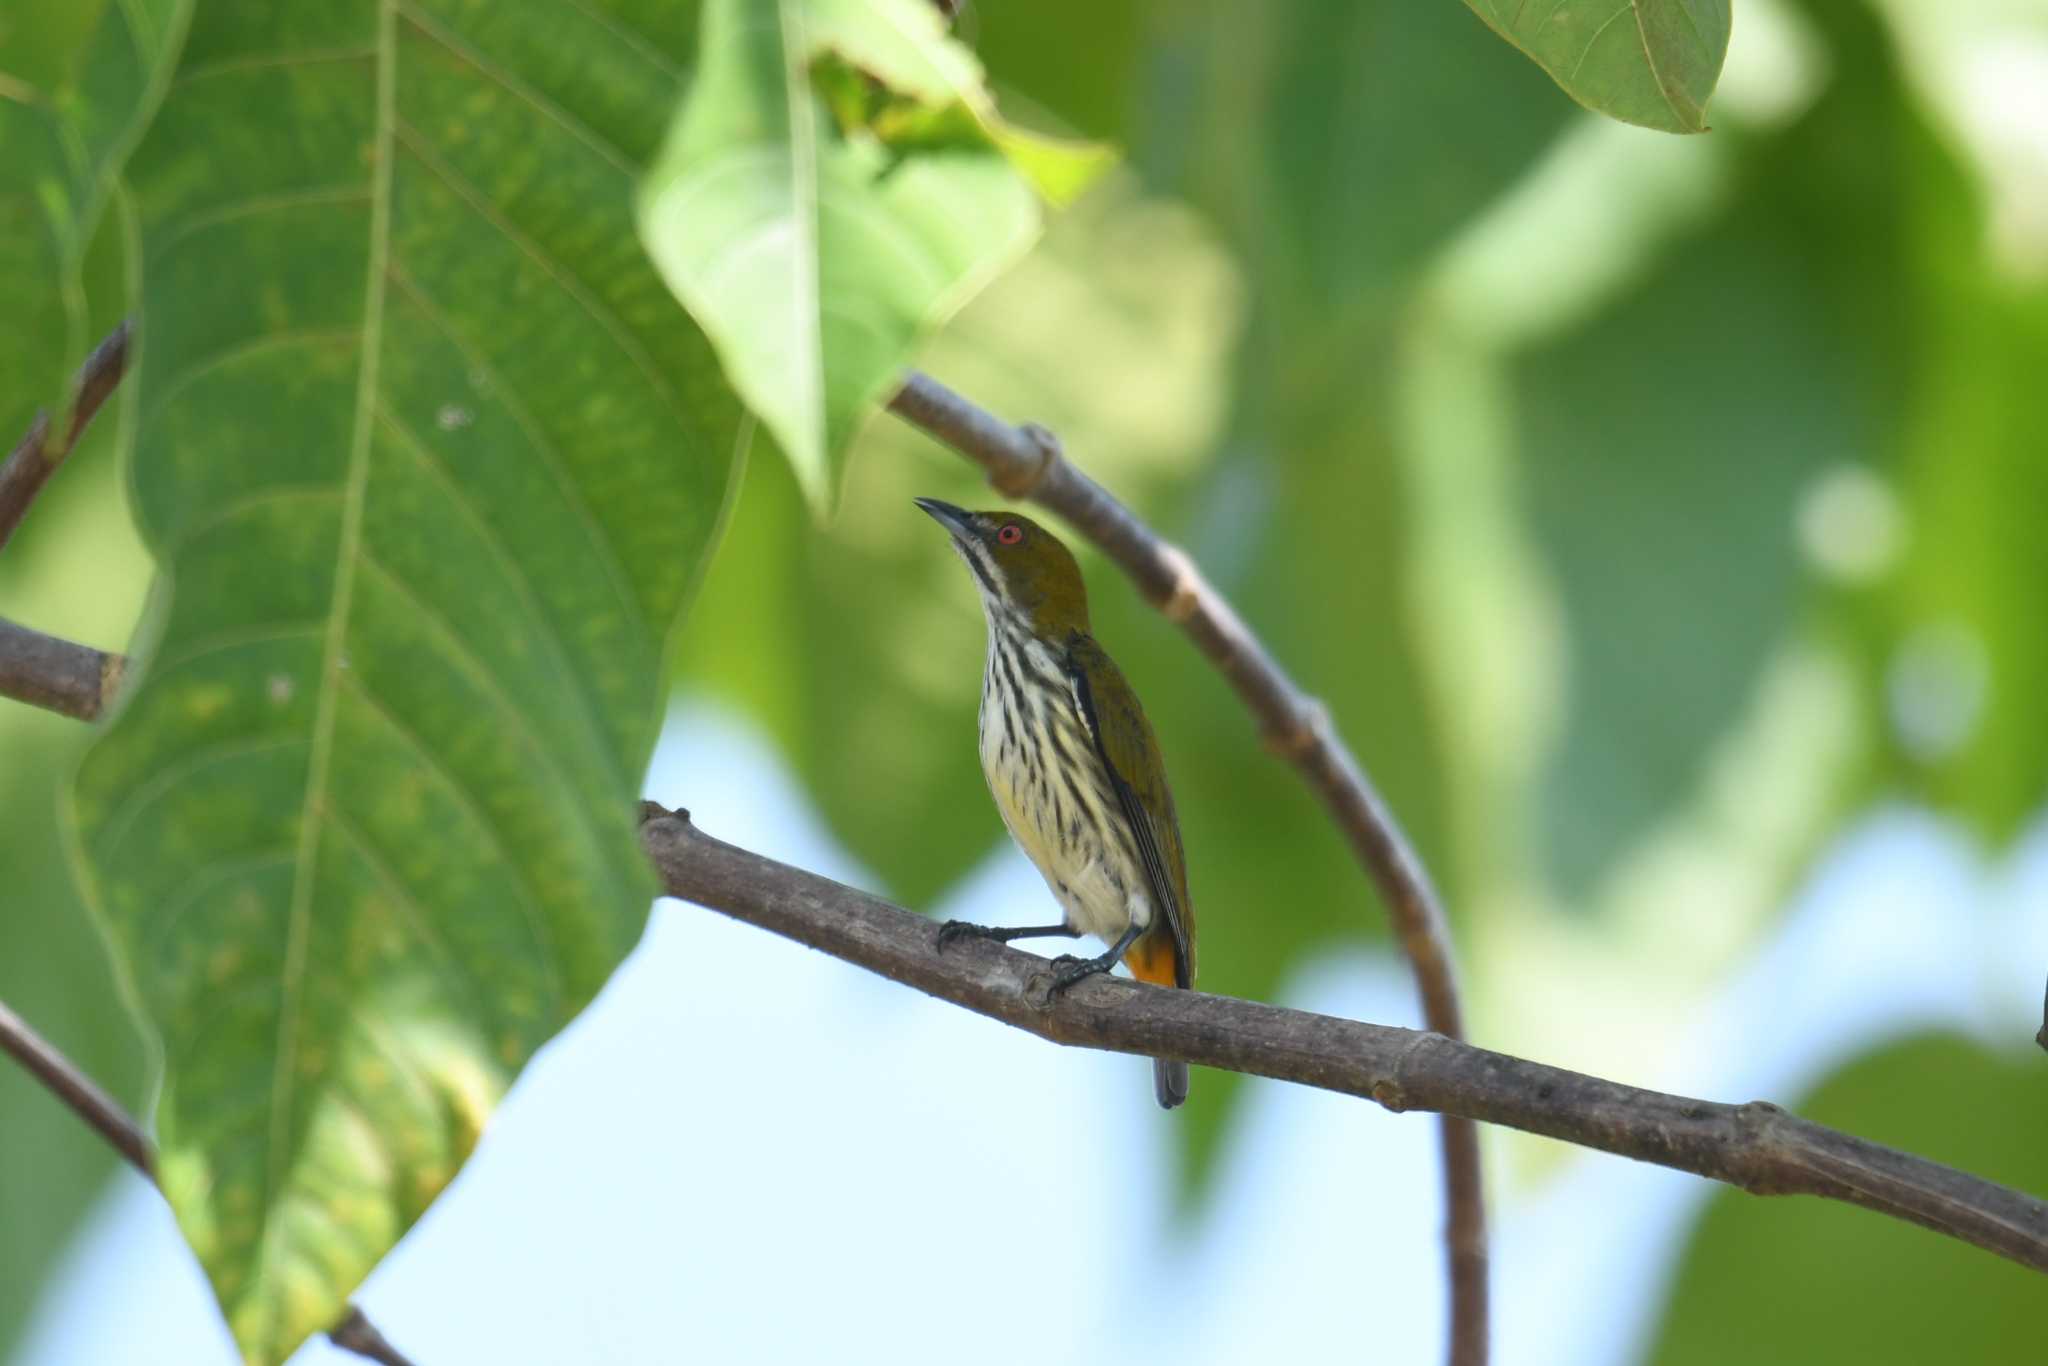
[
  {"xmin": 936, "ymin": 920, "xmax": 992, "ymax": 952},
  {"xmin": 1045, "ymin": 956, "xmax": 1109, "ymax": 999}
]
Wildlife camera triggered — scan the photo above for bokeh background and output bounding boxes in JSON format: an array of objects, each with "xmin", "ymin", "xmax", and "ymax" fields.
[{"xmin": 4, "ymin": 0, "xmax": 2047, "ymax": 1360}]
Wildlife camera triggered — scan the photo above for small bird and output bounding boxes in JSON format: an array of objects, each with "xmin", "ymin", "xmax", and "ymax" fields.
[{"xmin": 916, "ymin": 497, "xmax": 1196, "ymax": 1109}]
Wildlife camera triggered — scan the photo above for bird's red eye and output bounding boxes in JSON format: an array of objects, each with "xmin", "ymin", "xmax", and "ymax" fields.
[{"xmin": 997, "ymin": 524, "xmax": 1023, "ymax": 546}]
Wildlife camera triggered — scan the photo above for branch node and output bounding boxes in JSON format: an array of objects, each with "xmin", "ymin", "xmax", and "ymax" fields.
[
  {"xmin": 1370, "ymin": 1079, "xmax": 1408, "ymax": 1112},
  {"xmin": 100, "ymin": 651, "xmax": 127, "ymax": 709},
  {"xmin": 1263, "ymin": 697, "xmax": 1329, "ymax": 761},
  {"xmin": 991, "ymin": 422, "xmax": 1060, "ymax": 499},
  {"xmin": 1155, "ymin": 542, "xmax": 1203, "ymax": 624}
]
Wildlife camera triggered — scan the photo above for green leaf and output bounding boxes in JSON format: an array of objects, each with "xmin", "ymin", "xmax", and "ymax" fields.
[
  {"xmin": 638, "ymin": 0, "xmax": 1108, "ymax": 513},
  {"xmin": 1463, "ymin": 0, "xmax": 1731, "ymax": 134},
  {"xmin": 1854, "ymin": 47, "xmax": 2048, "ymax": 839},
  {"xmin": 1511, "ymin": 216, "xmax": 1866, "ymax": 896},
  {"xmin": 1138, "ymin": 0, "xmax": 1572, "ymax": 363},
  {"xmin": 1880, "ymin": 281, "xmax": 2048, "ymax": 836},
  {"xmin": 66, "ymin": 4, "xmax": 743, "ymax": 1360},
  {"xmin": 0, "ymin": 0, "xmax": 187, "ymax": 437},
  {"xmin": 1502, "ymin": 7, "xmax": 1939, "ymax": 896},
  {"xmin": 1648, "ymin": 1034, "xmax": 2048, "ymax": 1363}
]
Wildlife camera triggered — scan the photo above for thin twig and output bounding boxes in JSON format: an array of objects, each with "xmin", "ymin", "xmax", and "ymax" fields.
[
  {"xmin": 0, "ymin": 616, "xmax": 124, "ymax": 720},
  {"xmin": 0, "ymin": 321, "xmax": 136, "ymax": 725},
  {"xmin": 0, "ymin": 1000, "xmax": 415, "ymax": 1364},
  {"xmin": 641, "ymin": 803, "xmax": 2048, "ymax": 1277},
  {"xmin": 2038, "ymin": 976, "xmax": 2046, "ymax": 1054},
  {"xmin": 887, "ymin": 370, "xmax": 1489, "ymax": 1363},
  {"xmin": 0, "ymin": 999, "xmax": 154, "ymax": 1177},
  {"xmin": 0, "ymin": 321, "xmax": 131, "ymax": 553}
]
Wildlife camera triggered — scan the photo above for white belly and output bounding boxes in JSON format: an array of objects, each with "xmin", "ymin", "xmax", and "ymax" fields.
[{"xmin": 977, "ymin": 633, "xmax": 1151, "ymax": 947}]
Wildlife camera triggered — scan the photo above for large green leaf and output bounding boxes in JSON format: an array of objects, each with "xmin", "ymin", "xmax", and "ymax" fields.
[
  {"xmin": 1463, "ymin": 0, "xmax": 1731, "ymax": 134},
  {"xmin": 66, "ymin": 4, "xmax": 742, "ymax": 1359},
  {"xmin": 638, "ymin": 0, "xmax": 1107, "ymax": 513},
  {"xmin": 1648, "ymin": 1034, "xmax": 2048, "ymax": 1362}
]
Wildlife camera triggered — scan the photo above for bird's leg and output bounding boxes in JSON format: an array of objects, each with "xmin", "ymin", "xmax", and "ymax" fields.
[
  {"xmin": 936, "ymin": 920, "xmax": 1078, "ymax": 951},
  {"xmin": 1046, "ymin": 922, "xmax": 1146, "ymax": 998}
]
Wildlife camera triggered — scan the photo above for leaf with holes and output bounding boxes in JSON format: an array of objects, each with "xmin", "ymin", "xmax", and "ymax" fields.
[
  {"xmin": 66, "ymin": 3, "xmax": 743, "ymax": 1360},
  {"xmin": 637, "ymin": 0, "xmax": 1109, "ymax": 513},
  {"xmin": 1463, "ymin": 0, "xmax": 1730, "ymax": 134}
]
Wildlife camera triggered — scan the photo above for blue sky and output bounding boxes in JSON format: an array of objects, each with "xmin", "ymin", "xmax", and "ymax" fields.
[{"xmin": 18, "ymin": 705, "xmax": 2046, "ymax": 1365}]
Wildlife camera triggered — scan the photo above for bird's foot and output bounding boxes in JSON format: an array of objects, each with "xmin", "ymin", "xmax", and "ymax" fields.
[
  {"xmin": 1044, "ymin": 950, "xmax": 1120, "ymax": 999},
  {"xmin": 936, "ymin": 919, "xmax": 1001, "ymax": 951}
]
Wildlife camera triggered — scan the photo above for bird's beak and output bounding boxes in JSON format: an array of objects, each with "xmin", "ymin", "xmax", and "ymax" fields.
[{"xmin": 913, "ymin": 497, "xmax": 974, "ymax": 540}]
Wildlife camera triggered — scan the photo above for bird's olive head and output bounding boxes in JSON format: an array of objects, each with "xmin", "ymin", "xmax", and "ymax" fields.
[{"xmin": 915, "ymin": 498, "xmax": 1090, "ymax": 636}]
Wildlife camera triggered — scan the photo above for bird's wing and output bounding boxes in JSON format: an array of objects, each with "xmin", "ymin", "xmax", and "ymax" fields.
[{"xmin": 1066, "ymin": 633, "xmax": 1194, "ymax": 987}]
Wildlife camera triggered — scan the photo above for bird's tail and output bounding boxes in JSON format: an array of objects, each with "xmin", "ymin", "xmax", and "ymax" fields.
[
  {"xmin": 1126, "ymin": 930, "xmax": 1191, "ymax": 1110},
  {"xmin": 1153, "ymin": 1058, "xmax": 1190, "ymax": 1109}
]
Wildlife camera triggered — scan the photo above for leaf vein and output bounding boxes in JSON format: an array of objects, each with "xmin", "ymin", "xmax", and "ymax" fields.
[
  {"xmin": 337, "ymin": 673, "xmax": 566, "ymax": 1017},
  {"xmin": 92, "ymin": 736, "xmax": 312, "ymax": 871},
  {"xmin": 391, "ymin": 0, "xmax": 637, "ymax": 177},
  {"xmin": 372, "ymin": 404, "xmax": 631, "ymax": 789},
  {"xmin": 380, "ymin": 263, "xmax": 655, "ymax": 664}
]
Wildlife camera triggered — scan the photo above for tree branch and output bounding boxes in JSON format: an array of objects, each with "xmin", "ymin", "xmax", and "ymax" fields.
[
  {"xmin": 0, "ymin": 321, "xmax": 130, "ymax": 553},
  {"xmin": 0, "ymin": 999, "xmax": 414, "ymax": 1363},
  {"xmin": 641, "ymin": 802, "xmax": 2048, "ymax": 1277},
  {"xmin": 887, "ymin": 370, "xmax": 1489, "ymax": 1363},
  {"xmin": 0, "ymin": 616, "xmax": 124, "ymax": 720}
]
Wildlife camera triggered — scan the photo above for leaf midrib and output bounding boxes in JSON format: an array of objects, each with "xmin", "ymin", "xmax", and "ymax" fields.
[{"xmin": 257, "ymin": 0, "xmax": 397, "ymax": 1321}]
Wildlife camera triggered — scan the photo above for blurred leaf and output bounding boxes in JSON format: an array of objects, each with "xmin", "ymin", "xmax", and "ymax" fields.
[
  {"xmin": 1513, "ymin": 221, "xmax": 1856, "ymax": 896},
  {"xmin": 0, "ymin": 336, "xmax": 151, "ymax": 1365},
  {"xmin": 1464, "ymin": 0, "xmax": 1731, "ymax": 134},
  {"xmin": 1142, "ymin": 0, "xmax": 1572, "ymax": 335},
  {"xmin": 0, "ymin": 720, "xmax": 148, "ymax": 1366},
  {"xmin": 1881, "ymin": 281, "xmax": 2048, "ymax": 837},
  {"xmin": 679, "ymin": 177, "xmax": 1241, "ymax": 913},
  {"xmin": 1853, "ymin": 3, "xmax": 2048, "ymax": 840},
  {"xmin": 66, "ymin": 3, "xmax": 742, "ymax": 1359},
  {"xmin": 1114, "ymin": 0, "xmax": 1569, "ymax": 1183},
  {"xmin": 639, "ymin": 0, "xmax": 1107, "ymax": 513},
  {"xmin": 0, "ymin": 0, "xmax": 185, "ymax": 437},
  {"xmin": 0, "ymin": 9, "xmax": 176, "ymax": 1354},
  {"xmin": 1648, "ymin": 1033, "xmax": 2048, "ymax": 1363},
  {"xmin": 1508, "ymin": 5, "xmax": 1939, "ymax": 899},
  {"xmin": 968, "ymin": 0, "xmax": 1147, "ymax": 141}
]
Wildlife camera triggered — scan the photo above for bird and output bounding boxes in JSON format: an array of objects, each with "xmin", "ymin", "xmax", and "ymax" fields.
[{"xmin": 915, "ymin": 496, "xmax": 1196, "ymax": 1109}]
